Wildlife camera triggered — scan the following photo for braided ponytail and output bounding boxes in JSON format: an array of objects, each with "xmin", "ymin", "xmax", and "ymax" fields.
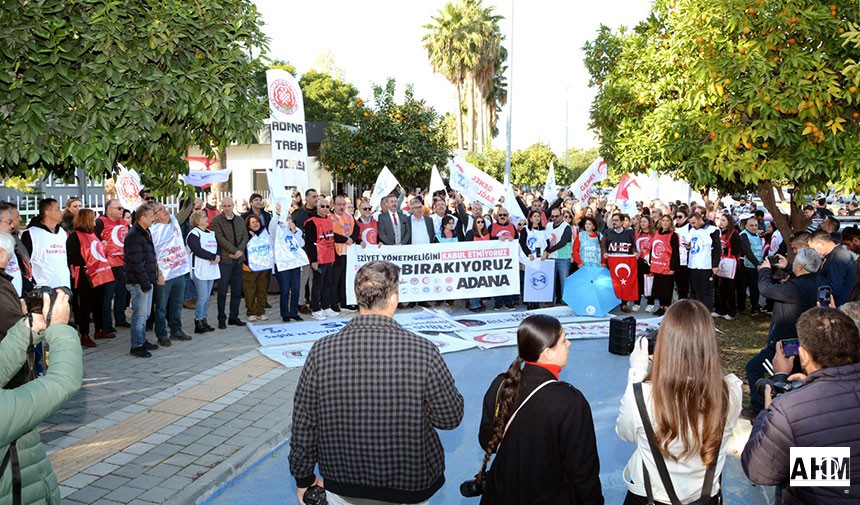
[{"xmin": 476, "ymin": 356, "xmax": 523, "ymax": 484}]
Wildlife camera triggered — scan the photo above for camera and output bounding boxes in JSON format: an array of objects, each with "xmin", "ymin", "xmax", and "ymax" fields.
[
  {"xmin": 460, "ymin": 477, "xmax": 484, "ymax": 498},
  {"xmin": 639, "ymin": 327, "xmax": 658, "ymax": 355},
  {"xmin": 766, "ymin": 255, "xmax": 781, "ymax": 266},
  {"xmin": 25, "ymin": 286, "xmax": 70, "ymax": 315},
  {"xmin": 303, "ymin": 485, "xmax": 327, "ymax": 505},
  {"xmin": 755, "ymin": 373, "xmax": 804, "ymax": 398}
]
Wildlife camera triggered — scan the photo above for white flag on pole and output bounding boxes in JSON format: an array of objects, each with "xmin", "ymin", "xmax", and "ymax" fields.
[
  {"xmin": 369, "ymin": 166, "xmax": 400, "ymax": 211},
  {"xmin": 505, "ymin": 184, "xmax": 526, "ymax": 225},
  {"xmin": 267, "ymin": 69, "xmax": 310, "ymax": 190},
  {"xmin": 543, "ymin": 160, "xmax": 561, "ymax": 203},
  {"xmin": 446, "ymin": 155, "xmax": 505, "ymax": 209},
  {"xmin": 182, "ymin": 169, "xmax": 232, "ymax": 188},
  {"xmin": 429, "ymin": 165, "xmax": 446, "ymax": 197},
  {"xmin": 571, "ymin": 157, "xmax": 608, "ymax": 201}
]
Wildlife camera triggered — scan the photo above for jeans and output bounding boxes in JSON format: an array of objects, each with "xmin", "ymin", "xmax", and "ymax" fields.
[
  {"xmin": 217, "ymin": 261, "xmax": 243, "ymax": 322},
  {"xmin": 103, "ymin": 266, "xmax": 129, "ymax": 327},
  {"xmin": 155, "ymin": 276, "xmax": 184, "ymax": 338},
  {"xmin": 128, "ymin": 284, "xmax": 153, "ymax": 349},
  {"xmin": 192, "ymin": 274, "xmax": 215, "ymax": 320},
  {"xmin": 746, "ymin": 344, "xmax": 776, "ymax": 413},
  {"xmin": 275, "ymin": 267, "xmax": 301, "ymax": 317},
  {"xmin": 553, "ymin": 258, "xmax": 571, "ymax": 303},
  {"xmin": 494, "ymin": 295, "xmax": 514, "ymax": 308},
  {"xmin": 310, "ymin": 263, "xmax": 335, "ymax": 311},
  {"xmin": 184, "ymin": 274, "xmax": 196, "ymax": 301}
]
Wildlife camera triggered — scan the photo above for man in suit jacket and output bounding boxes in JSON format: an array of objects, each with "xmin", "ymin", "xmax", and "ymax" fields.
[{"xmin": 377, "ymin": 194, "xmax": 409, "ymax": 246}]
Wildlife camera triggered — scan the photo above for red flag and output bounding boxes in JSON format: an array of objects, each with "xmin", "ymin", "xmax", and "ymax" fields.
[
  {"xmin": 616, "ymin": 174, "xmax": 640, "ymax": 201},
  {"xmin": 606, "ymin": 255, "xmax": 639, "ymax": 301}
]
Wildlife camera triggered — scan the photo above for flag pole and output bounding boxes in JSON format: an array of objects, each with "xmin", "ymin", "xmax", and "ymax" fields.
[{"xmin": 503, "ymin": 0, "xmax": 514, "ymax": 188}]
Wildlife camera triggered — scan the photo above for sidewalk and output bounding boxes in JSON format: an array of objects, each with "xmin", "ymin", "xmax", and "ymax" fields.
[{"xmin": 43, "ymin": 293, "xmax": 301, "ymax": 505}]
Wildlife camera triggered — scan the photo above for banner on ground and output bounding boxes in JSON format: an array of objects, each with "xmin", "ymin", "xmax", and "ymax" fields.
[
  {"xmin": 267, "ymin": 69, "xmax": 310, "ymax": 190},
  {"xmin": 523, "ymin": 259, "xmax": 555, "ymax": 303},
  {"xmin": 446, "ymin": 155, "xmax": 505, "ymax": 210},
  {"xmin": 183, "ymin": 169, "xmax": 231, "ymax": 188},
  {"xmin": 437, "ymin": 305, "xmax": 609, "ymax": 332},
  {"xmin": 345, "ymin": 241, "xmax": 520, "ymax": 304},
  {"xmin": 369, "ymin": 166, "xmax": 400, "ymax": 211},
  {"xmin": 571, "ymin": 157, "xmax": 608, "ymax": 201},
  {"xmin": 247, "ymin": 309, "xmax": 466, "ymax": 347},
  {"xmin": 543, "ymin": 161, "xmax": 562, "ymax": 203},
  {"xmin": 258, "ymin": 342, "xmax": 315, "ymax": 368},
  {"xmin": 416, "ymin": 332, "xmax": 479, "ymax": 354},
  {"xmin": 115, "ymin": 164, "xmax": 143, "ymax": 211},
  {"xmin": 457, "ymin": 317, "xmax": 662, "ymax": 349}
]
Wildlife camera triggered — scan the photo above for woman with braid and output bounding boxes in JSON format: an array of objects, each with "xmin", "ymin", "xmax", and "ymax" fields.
[{"xmin": 476, "ymin": 315, "xmax": 604, "ymax": 504}]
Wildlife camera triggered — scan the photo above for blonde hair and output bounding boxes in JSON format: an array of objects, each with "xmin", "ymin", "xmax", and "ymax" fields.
[
  {"xmin": 645, "ymin": 299, "xmax": 729, "ymax": 466},
  {"xmin": 189, "ymin": 210, "xmax": 208, "ymax": 228}
]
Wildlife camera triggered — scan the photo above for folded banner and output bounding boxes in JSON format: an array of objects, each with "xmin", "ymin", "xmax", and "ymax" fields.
[
  {"xmin": 446, "ymin": 155, "xmax": 505, "ymax": 210},
  {"xmin": 183, "ymin": 169, "xmax": 232, "ymax": 188},
  {"xmin": 457, "ymin": 317, "xmax": 662, "ymax": 349},
  {"xmin": 571, "ymin": 157, "xmax": 608, "ymax": 201},
  {"xmin": 523, "ymin": 259, "xmax": 555, "ymax": 303},
  {"xmin": 606, "ymin": 254, "xmax": 639, "ymax": 301},
  {"xmin": 267, "ymin": 68, "xmax": 310, "ymax": 189},
  {"xmin": 346, "ymin": 240, "xmax": 520, "ymax": 304}
]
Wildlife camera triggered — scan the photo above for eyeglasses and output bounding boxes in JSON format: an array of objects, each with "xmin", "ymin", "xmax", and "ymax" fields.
[
  {"xmin": 145, "ymin": 197, "xmax": 155, "ymax": 202},
  {"xmin": 108, "ymin": 206, "xmax": 122, "ymax": 210},
  {"xmin": 551, "ymin": 214, "xmax": 561, "ymax": 218},
  {"xmin": 319, "ymin": 204, "xmax": 330, "ymax": 208},
  {"xmin": 360, "ymin": 207, "xmax": 371, "ymax": 211},
  {"xmin": 498, "ymin": 214, "xmax": 508, "ymax": 217}
]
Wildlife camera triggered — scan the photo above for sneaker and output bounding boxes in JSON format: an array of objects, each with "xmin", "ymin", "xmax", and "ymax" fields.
[
  {"xmin": 723, "ymin": 314, "xmax": 734, "ymax": 321},
  {"xmin": 711, "ymin": 312, "xmax": 720, "ymax": 318},
  {"xmin": 259, "ymin": 314, "xmax": 269, "ymax": 321},
  {"xmin": 248, "ymin": 315, "xmax": 258, "ymax": 322},
  {"xmin": 493, "ymin": 305, "xmax": 503, "ymax": 311},
  {"xmin": 142, "ymin": 341, "xmax": 159, "ymax": 351},
  {"xmin": 157, "ymin": 338, "xmax": 172, "ymax": 347},
  {"xmin": 290, "ymin": 315, "xmax": 303, "ymax": 322},
  {"xmin": 323, "ymin": 308, "xmax": 340, "ymax": 318},
  {"xmin": 130, "ymin": 347, "xmax": 152, "ymax": 358},
  {"xmin": 311, "ymin": 311, "xmax": 326, "ymax": 321},
  {"xmin": 645, "ymin": 304, "xmax": 655, "ymax": 313},
  {"xmin": 632, "ymin": 304, "xmax": 641, "ymax": 312},
  {"xmin": 505, "ymin": 304, "xmax": 517, "ymax": 311}
]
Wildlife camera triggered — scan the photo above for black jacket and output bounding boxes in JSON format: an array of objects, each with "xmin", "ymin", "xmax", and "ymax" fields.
[
  {"xmin": 757, "ymin": 269, "xmax": 821, "ymax": 347},
  {"xmin": 123, "ymin": 223, "xmax": 157, "ymax": 291},
  {"xmin": 822, "ymin": 244, "xmax": 857, "ymax": 306},
  {"xmin": 742, "ymin": 362, "xmax": 860, "ymax": 504},
  {"xmin": 478, "ymin": 365, "xmax": 604, "ymax": 505}
]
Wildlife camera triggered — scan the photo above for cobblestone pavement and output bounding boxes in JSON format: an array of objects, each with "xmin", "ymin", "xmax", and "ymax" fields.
[{"xmin": 43, "ymin": 292, "xmax": 302, "ymax": 505}]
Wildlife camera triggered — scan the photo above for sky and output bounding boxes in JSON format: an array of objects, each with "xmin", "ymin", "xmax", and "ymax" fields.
[{"xmin": 253, "ymin": 0, "xmax": 653, "ymax": 156}]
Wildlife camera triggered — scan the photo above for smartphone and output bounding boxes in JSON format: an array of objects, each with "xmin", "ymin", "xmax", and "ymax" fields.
[
  {"xmin": 780, "ymin": 338, "xmax": 800, "ymax": 358},
  {"xmin": 818, "ymin": 286, "xmax": 832, "ymax": 307}
]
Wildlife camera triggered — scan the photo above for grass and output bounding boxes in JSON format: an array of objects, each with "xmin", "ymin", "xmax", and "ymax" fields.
[{"xmin": 714, "ymin": 311, "xmax": 772, "ymax": 407}]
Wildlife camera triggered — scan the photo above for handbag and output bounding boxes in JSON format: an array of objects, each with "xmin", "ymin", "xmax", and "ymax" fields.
[
  {"xmin": 643, "ymin": 274, "xmax": 654, "ymax": 297},
  {"xmin": 633, "ymin": 382, "xmax": 722, "ymax": 505},
  {"xmin": 716, "ymin": 257, "xmax": 737, "ymax": 279}
]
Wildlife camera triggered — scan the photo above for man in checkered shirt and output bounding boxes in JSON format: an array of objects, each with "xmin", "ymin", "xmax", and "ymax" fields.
[{"xmin": 289, "ymin": 261, "xmax": 464, "ymax": 505}]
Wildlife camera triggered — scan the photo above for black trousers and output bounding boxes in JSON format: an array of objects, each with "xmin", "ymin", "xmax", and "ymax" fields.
[
  {"xmin": 73, "ymin": 277, "xmax": 105, "ymax": 336},
  {"xmin": 736, "ymin": 265, "xmax": 760, "ymax": 313},
  {"xmin": 310, "ymin": 263, "xmax": 335, "ymax": 311},
  {"xmin": 689, "ymin": 268, "xmax": 715, "ymax": 311},
  {"xmin": 330, "ymin": 254, "xmax": 348, "ymax": 310},
  {"xmin": 674, "ymin": 265, "xmax": 690, "ymax": 299},
  {"xmin": 714, "ymin": 275, "xmax": 737, "ymax": 317},
  {"xmin": 637, "ymin": 258, "xmax": 654, "ymax": 305},
  {"xmin": 217, "ymin": 261, "xmax": 243, "ymax": 321},
  {"xmin": 651, "ymin": 273, "xmax": 674, "ymax": 307}
]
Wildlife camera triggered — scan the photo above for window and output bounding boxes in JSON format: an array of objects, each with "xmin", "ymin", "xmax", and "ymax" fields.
[{"xmin": 253, "ymin": 169, "xmax": 268, "ymax": 193}]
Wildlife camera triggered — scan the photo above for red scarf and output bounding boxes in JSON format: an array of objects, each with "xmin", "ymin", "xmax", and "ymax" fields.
[{"xmin": 525, "ymin": 361, "xmax": 561, "ymax": 379}]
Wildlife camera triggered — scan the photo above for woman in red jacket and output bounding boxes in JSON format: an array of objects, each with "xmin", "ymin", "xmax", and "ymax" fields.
[
  {"xmin": 66, "ymin": 209, "xmax": 115, "ymax": 347},
  {"xmin": 649, "ymin": 215, "xmax": 680, "ymax": 317},
  {"xmin": 634, "ymin": 215, "xmax": 655, "ymax": 312}
]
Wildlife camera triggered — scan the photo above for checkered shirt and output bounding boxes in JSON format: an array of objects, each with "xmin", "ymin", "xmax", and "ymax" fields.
[{"xmin": 289, "ymin": 314, "xmax": 464, "ymax": 503}]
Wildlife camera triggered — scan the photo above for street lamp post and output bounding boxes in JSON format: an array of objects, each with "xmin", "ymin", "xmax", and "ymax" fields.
[
  {"xmin": 503, "ymin": 0, "xmax": 513, "ymax": 188},
  {"xmin": 564, "ymin": 84, "xmax": 573, "ymax": 167}
]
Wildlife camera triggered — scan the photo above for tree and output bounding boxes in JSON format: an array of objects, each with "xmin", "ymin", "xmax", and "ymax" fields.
[
  {"xmin": 584, "ymin": 0, "xmax": 860, "ymax": 249},
  {"xmin": 0, "ymin": 0, "xmax": 269, "ymax": 196},
  {"xmin": 423, "ymin": 0, "xmax": 507, "ymax": 152},
  {"xmin": 564, "ymin": 147, "xmax": 604, "ymax": 185},
  {"xmin": 300, "ymin": 69, "xmax": 361, "ymax": 124},
  {"xmin": 510, "ymin": 143, "xmax": 566, "ymax": 188},
  {"xmin": 320, "ymin": 79, "xmax": 451, "ymax": 190}
]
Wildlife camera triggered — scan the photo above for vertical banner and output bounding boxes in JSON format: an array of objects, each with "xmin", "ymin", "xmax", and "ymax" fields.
[
  {"xmin": 446, "ymin": 155, "xmax": 505, "ymax": 210},
  {"xmin": 571, "ymin": 157, "xmax": 608, "ymax": 201},
  {"xmin": 369, "ymin": 166, "xmax": 400, "ymax": 211},
  {"xmin": 115, "ymin": 164, "xmax": 143, "ymax": 211},
  {"xmin": 267, "ymin": 69, "xmax": 310, "ymax": 190},
  {"xmin": 523, "ymin": 259, "xmax": 555, "ymax": 302},
  {"xmin": 543, "ymin": 160, "xmax": 561, "ymax": 202}
]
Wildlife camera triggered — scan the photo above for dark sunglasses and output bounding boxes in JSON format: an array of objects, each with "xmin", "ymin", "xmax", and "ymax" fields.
[
  {"xmin": 319, "ymin": 205, "xmax": 330, "ymax": 208},
  {"xmin": 498, "ymin": 214, "xmax": 508, "ymax": 217},
  {"xmin": 360, "ymin": 207, "xmax": 371, "ymax": 211}
]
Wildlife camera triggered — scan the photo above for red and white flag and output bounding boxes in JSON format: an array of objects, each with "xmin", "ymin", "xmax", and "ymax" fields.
[
  {"xmin": 571, "ymin": 157, "xmax": 609, "ymax": 201},
  {"xmin": 606, "ymin": 254, "xmax": 639, "ymax": 302}
]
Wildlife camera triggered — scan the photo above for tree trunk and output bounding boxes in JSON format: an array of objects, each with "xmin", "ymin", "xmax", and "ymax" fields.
[
  {"xmin": 478, "ymin": 93, "xmax": 486, "ymax": 152},
  {"xmin": 455, "ymin": 82, "xmax": 464, "ymax": 150},
  {"xmin": 776, "ymin": 186, "xmax": 786, "ymax": 202},
  {"xmin": 758, "ymin": 180, "xmax": 796, "ymax": 261}
]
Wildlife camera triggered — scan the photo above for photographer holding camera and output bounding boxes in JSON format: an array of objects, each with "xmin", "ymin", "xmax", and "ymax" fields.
[
  {"xmin": 742, "ymin": 307, "xmax": 860, "ymax": 503},
  {"xmin": 616, "ymin": 300, "xmax": 741, "ymax": 504},
  {"xmin": 744, "ymin": 249, "xmax": 822, "ymax": 417},
  {"xmin": 0, "ymin": 288, "xmax": 82, "ymax": 504}
]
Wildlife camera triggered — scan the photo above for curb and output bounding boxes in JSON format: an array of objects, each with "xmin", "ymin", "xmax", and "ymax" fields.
[{"xmin": 174, "ymin": 417, "xmax": 293, "ymax": 505}]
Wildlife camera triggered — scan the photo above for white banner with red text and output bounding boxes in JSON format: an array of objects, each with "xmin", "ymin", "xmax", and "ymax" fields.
[{"xmin": 345, "ymin": 240, "xmax": 520, "ymax": 304}]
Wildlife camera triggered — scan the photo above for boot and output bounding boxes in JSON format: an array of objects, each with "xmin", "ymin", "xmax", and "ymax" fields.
[
  {"xmin": 203, "ymin": 319, "xmax": 216, "ymax": 332},
  {"xmin": 194, "ymin": 319, "xmax": 207, "ymax": 334},
  {"xmin": 80, "ymin": 334, "xmax": 97, "ymax": 348}
]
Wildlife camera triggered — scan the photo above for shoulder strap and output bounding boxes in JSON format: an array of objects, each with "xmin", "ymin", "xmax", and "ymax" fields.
[
  {"xmin": 633, "ymin": 383, "xmax": 719, "ymax": 504},
  {"xmin": 503, "ymin": 380, "xmax": 556, "ymax": 437},
  {"xmin": 0, "ymin": 441, "xmax": 22, "ymax": 505}
]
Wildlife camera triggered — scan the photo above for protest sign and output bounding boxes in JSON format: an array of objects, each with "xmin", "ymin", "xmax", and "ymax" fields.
[
  {"xmin": 115, "ymin": 164, "xmax": 143, "ymax": 211},
  {"xmin": 523, "ymin": 259, "xmax": 555, "ymax": 302},
  {"xmin": 345, "ymin": 241, "xmax": 520, "ymax": 304},
  {"xmin": 571, "ymin": 157, "xmax": 608, "ymax": 201},
  {"xmin": 267, "ymin": 69, "xmax": 310, "ymax": 190},
  {"xmin": 369, "ymin": 166, "xmax": 399, "ymax": 211},
  {"xmin": 446, "ymin": 155, "xmax": 505, "ymax": 209}
]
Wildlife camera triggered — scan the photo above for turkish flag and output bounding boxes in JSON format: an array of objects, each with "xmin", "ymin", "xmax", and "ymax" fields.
[{"xmin": 607, "ymin": 255, "xmax": 639, "ymax": 301}]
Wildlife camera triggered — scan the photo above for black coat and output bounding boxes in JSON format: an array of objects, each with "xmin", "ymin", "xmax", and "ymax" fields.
[
  {"xmin": 123, "ymin": 223, "xmax": 157, "ymax": 291},
  {"xmin": 757, "ymin": 270, "xmax": 821, "ymax": 347},
  {"xmin": 478, "ymin": 365, "xmax": 604, "ymax": 505},
  {"xmin": 742, "ymin": 362, "xmax": 860, "ymax": 504}
]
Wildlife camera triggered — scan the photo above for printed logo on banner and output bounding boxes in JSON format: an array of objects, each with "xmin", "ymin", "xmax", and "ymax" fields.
[
  {"xmin": 269, "ymin": 79, "xmax": 299, "ymax": 115},
  {"xmin": 531, "ymin": 272, "xmax": 548, "ymax": 290},
  {"xmin": 474, "ymin": 334, "xmax": 511, "ymax": 344},
  {"xmin": 789, "ymin": 447, "xmax": 850, "ymax": 487},
  {"xmin": 586, "ymin": 305, "xmax": 597, "ymax": 315},
  {"xmin": 285, "ymin": 350, "xmax": 306, "ymax": 358}
]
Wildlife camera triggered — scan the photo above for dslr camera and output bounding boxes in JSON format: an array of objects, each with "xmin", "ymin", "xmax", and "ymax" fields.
[
  {"xmin": 302, "ymin": 485, "xmax": 326, "ymax": 505},
  {"xmin": 460, "ymin": 472, "xmax": 487, "ymax": 498},
  {"xmin": 25, "ymin": 286, "xmax": 70, "ymax": 315},
  {"xmin": 754, "ymin": 373, "xmax": 804, "ymax": 398}
]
